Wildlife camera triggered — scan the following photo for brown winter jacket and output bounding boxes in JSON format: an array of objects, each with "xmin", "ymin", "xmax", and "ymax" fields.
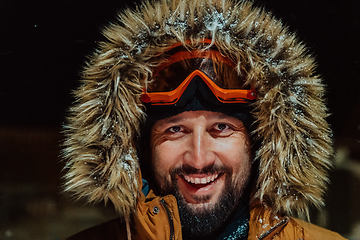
[
  {"xmin": 248, "ymin": 200, "xmax": 346, "ymax": 240},
  {"xmin": 66, "ymin": 195, "xmax": 345, "ymax": 240}
]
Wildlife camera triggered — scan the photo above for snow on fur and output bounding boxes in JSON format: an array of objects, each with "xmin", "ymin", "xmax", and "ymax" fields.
[{"xmin": 63, "ymin": 0, "xmax": 333, "ymax": 220}]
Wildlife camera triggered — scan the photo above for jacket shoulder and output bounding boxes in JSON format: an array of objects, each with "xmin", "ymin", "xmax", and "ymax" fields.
[
  {"xmin": 287, "ymin": 218, "xmax": 347, "ymax": 240},
  {"xmin": 65, "ymin": 218, "xmax": 127, "ymax": 240}
]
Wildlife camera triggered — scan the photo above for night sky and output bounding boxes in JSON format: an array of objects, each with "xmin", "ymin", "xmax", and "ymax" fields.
[{"xmin": 1, "ymin": 0, "xmax": 359, "ymax": 138}]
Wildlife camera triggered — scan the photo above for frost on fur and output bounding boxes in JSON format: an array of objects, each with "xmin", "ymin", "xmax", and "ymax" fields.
[{"xmin": 62, "ymin": 0, "xmax": 333, "ymax": 220}]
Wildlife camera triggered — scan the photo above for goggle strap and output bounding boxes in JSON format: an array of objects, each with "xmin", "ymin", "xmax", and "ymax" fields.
[{"xmin": 154, "ymin": 50, "xmax": 235, "ymax": 76}]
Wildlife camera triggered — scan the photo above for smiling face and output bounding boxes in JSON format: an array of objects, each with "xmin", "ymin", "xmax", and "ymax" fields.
[{"xmin": 150, "ymin": 110, "xmax": 252, "ymax": 238}]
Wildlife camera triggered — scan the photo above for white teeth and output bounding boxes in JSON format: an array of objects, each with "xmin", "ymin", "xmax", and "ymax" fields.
[
  {"xmin": 200, "ymin": 178, "xmax": 207, "ymax": 184},
  {"xmin": 183, "ymin": 174, "xmax": 219, "ymax": 184},
  {"xmin": 206, "ymin": 176, "xmax": 211, "ymax": 183},
  {"xmin": 184, "ymin": 175, "xmax": 191, "ymax": 183}
]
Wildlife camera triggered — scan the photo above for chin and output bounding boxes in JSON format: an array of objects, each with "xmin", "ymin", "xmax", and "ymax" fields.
[{"xmin": 183, "ymin": 199, "xmax": 215, "ymax": 211}]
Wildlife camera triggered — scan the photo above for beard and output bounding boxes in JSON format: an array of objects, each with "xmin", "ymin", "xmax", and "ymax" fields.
[{"xmin": 156, "ymin": 164, "xmax": 249, "ymax": 240}]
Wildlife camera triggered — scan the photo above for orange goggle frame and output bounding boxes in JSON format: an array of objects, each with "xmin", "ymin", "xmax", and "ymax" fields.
[
  {"xmin": 141, "ymin": 41, "xmax": 256, "ymax": 105},
  {"xmin": 141, "ymin": 69, "xmax": 256, "ymax": 105}
]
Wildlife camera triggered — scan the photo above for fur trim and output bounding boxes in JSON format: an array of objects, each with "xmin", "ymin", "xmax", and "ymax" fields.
[{"xmin": 63, "ymin": 0, "xmax": 333, "ymax": 219}]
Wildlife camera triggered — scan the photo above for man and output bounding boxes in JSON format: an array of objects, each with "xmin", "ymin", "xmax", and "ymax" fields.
[{"xmin": 63, "ymin": 0, "xmax": 346, "ymax": 239}]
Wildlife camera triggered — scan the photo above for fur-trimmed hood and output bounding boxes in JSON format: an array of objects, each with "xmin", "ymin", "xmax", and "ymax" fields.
[{"xmin": 63, "ymin": 0, "xmax": 333, "ymax": 220}]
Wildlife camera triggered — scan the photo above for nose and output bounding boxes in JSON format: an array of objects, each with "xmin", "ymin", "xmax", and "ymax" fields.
[{"xmin": 183, "ymin": 127, "xmax": 216, "ymax": 169}]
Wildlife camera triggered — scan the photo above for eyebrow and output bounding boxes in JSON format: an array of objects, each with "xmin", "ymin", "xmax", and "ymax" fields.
[
  {"xmin": 161, "ymin": 116, "xmax": 184, "ymax": 124},
  {"xmin": 160, "ymin": 112, "xmax": 231, "ymax": 125}
]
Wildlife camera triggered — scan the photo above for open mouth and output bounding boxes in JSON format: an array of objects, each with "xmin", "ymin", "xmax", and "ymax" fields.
[
  {"xmin": 183, "ymin": 173, "xmax": 219, "ymax": 184},
  {"xmin": 177, "ymin": 172, "xmax": 225, "ymax": 203},
  {"xmin": 180, "ymin": 173, "xmax": 223, "ymax": 189}
]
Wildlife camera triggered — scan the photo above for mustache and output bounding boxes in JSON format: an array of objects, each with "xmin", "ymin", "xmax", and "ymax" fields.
[{"xmin": 170, "ymin": 163, "xmax": 232, "ymax": 176}]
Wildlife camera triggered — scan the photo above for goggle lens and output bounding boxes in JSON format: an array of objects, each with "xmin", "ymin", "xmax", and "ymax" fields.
[{"xmin": 142, "ymin": 49, "xmax": 256, "ymax": 105}]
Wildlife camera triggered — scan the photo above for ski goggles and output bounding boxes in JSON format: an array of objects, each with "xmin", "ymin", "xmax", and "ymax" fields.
[{"xmin": 141, "ymin": 44, "xmax": 256, "ymax": 105}]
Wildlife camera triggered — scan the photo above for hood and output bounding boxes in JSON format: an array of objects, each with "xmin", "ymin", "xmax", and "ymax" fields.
[{"xmin": 63, "ymin": 0, "xmax": 333, "ymax": 220}]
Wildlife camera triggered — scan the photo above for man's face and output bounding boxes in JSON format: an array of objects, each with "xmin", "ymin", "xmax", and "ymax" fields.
[{"xmin": 150, "ymin": 110, "xmax": 252, "ymax": 238}]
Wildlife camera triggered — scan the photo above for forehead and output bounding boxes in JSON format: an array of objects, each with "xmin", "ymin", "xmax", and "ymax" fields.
[{"xmin": 153, "ymin": 110, "xmax": 244, "ymax": 126}]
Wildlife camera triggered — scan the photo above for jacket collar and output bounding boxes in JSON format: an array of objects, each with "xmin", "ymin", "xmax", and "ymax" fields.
[{"xmin": 248, "ymin": 200, "xmax": 289, "ymax": 240}]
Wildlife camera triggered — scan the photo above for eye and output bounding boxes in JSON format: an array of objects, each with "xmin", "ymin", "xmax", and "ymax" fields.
[
  {"xmin": 167, "ymin": 126, "xmax": 181, "ymax": 133},
  {"xmin": 210, "ymin": 123, "xmax": 234, "ymax": 137},
  {"xmin": 216, "ymin": 123, "xmax": 228, "ymax": 131}
]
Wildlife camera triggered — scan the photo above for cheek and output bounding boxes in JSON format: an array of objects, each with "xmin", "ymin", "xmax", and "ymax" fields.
[
  {"xmin": 231, "ymin": 142, "xmax": 252, "ymax": 188},
  {"xmin": 216, "ymin": 136, "xmax": 251, "ymax": 163},
  {"xmin": 215, "ymin": 136, "xmax": 252, "ymax": 182},
  {"xmin": 151, "ymin": 142, "xmax": 180, "ymax": 183}
]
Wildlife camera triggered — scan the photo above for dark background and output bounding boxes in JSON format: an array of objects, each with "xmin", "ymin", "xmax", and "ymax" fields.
[{"xmin": 0, "ymin": 0, "xmax": 359, "ymax": 239}]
